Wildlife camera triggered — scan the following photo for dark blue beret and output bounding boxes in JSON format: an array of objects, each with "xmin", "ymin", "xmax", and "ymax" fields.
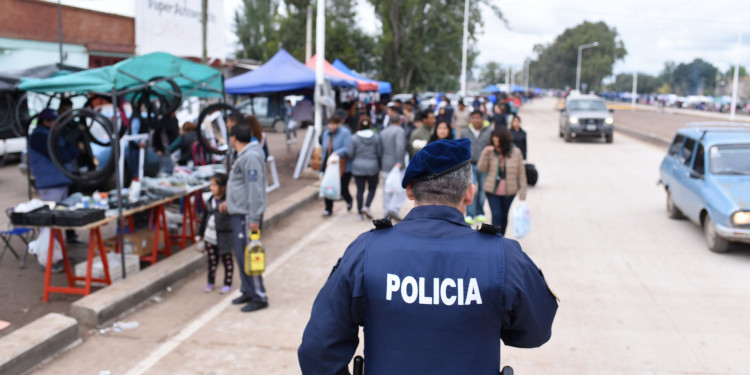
[{"xmin": 402, "ymin": 138, "xmax": 472, "ymax": 188}]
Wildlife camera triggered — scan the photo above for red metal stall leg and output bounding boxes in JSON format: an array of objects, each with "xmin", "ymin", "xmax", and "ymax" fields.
[{"xmin": 95, "ymin": 228, "xmax": 112, "ymax": 285}]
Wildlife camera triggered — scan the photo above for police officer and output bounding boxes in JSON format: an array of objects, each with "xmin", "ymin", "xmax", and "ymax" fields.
[{"xmin": 298, "ymin": 138, "xmax": 558, "ymax": 374}]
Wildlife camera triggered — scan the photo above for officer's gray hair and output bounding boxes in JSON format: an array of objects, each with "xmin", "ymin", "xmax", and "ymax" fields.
[{"xmin": 412, "ymin": 164, "xmax": 472, "ymax": 206}]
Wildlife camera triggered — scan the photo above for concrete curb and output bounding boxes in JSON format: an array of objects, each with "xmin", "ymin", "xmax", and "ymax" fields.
[
  {"xmin": 70, "ymin": 184, "xmax": 320, "ymax": 328},
  {"xmin": 614, "ymin": 125, "xmax": 671, "ymax": 147},
  {"xmin": 0, "ymin": 313, "xmax": 79, "ymax": 375},
  {"xmin": 0, "ymin": 183, "xmax": 319, "ymax": 375}
]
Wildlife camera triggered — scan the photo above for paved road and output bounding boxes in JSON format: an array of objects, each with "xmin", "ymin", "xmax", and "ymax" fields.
[{"xmin": 30, "ymin": 98, "xmax": 750, "ymax": 374}]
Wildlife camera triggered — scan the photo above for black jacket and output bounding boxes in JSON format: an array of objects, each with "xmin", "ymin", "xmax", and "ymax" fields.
[{"xmin": 510, "ymin": 128, "xmax": 527, "ymax": 160}]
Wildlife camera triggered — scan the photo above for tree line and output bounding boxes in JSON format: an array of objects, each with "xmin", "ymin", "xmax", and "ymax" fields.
[{"xmin": 234, "ymin": 0, "xmax": 503, "ymax": 94}]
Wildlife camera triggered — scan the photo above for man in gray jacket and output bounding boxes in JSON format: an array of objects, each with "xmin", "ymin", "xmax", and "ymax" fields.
[
  {"xmin": 220, "ymin": 123, "xmax": 268, "ymax": 312},
  {"xmin": 379, "ymin": 115, "xmax": 407, "ymax": 220},
  {"xmin": 460, "ymin": 111, "xmax": 494, "ymax": 225}
]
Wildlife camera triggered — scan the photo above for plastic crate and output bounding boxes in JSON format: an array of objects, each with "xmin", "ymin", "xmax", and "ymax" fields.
[
  {"xmin": 24, "ymin": 206, "xmax": 54, "ymax": 226},
  {"xmin": 53, "ymin": 209, "xmax": 105, "ymax": 227}
]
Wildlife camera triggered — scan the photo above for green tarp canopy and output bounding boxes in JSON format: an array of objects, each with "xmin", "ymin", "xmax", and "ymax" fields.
[{"xmin": 18, "ymin": 52, "xmax": 223, "ymax": 98}]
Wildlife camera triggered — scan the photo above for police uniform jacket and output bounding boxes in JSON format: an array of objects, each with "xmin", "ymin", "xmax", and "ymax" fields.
[{"xmin": 298, "ymin": 205, "xmax": 558, "ymax": 374}]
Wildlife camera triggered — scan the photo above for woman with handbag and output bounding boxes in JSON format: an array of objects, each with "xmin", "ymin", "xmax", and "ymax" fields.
[{"xmin": 477, "ymin": 127, "xmax": 527, "ymax": 235}]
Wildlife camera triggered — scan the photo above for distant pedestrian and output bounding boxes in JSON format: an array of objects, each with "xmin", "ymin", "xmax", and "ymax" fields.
[
  {"xmin": 221, "ymin": 123, "xmax": 269, "ymax": 312},
  {"xmin": 452, "ymin": 100, "xmax": 471, "ymax": 134},
  {"xmin": 437, "ymin": 106, "xmax": 450, "ymax": 126},
  {"xmin": 379, "ymin": 114, "xmax": 407, "ymax": 221},
  {"xmin": 509, "ymin": 115, "xmax": 527, "ymax": 160},
  {"xmin": 320, "ymin": 114, "xmax": 353, "ymax": 216},
  {"xmin": 491, "ymin": 104, "xmax": 507, "ymax": 129},
  {"xmin": 472, "ymin": 95, "xmax": 481, "ymax": 110},
  {"xmin": 408, "ymin": 110, "xmax": 435, "ymax": 157},
  {"xmin": 460, "ymin": 110, "xmax": 493, "ymax": 225},
  {"xmin": 429, "ymin": 119, "xmax": 455, "ymax": 143},
  {"xmin": 196, "ymin": 173, "xmax": 234, "ymax": 294},
  {"xmin": 477, "ymin": 128, "xmax": 527, "ymax": 235},
  {"xmin": 348, "ymin": 116, "xmax": 382, "ymax": 221}
]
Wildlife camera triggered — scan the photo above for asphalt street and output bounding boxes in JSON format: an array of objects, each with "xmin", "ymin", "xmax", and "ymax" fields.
[{"xmin": 28, "ymin": 97, "xmax": 750, "ymax": 374}]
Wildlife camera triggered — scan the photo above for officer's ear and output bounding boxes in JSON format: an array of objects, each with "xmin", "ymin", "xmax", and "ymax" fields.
[
  {"xmin": 462, "ymin": 183, "xmax": 476, "ymax": 206},
  {"xmin": 405, "ymin": 183, "xmax": 416, "ymax": 201}
]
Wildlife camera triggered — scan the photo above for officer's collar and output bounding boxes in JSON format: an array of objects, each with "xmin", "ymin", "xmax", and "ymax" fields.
[{"xmin": 401, "ymin": 205, "xmax": 469, "ymax": 227}]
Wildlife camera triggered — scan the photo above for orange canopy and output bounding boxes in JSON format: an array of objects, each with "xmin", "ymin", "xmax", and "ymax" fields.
[{"xmin": 306, "ymin": 55, "xmax": 379, "ymax": 92}]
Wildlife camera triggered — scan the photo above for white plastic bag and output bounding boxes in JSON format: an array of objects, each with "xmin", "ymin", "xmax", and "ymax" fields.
[
  {"xmin": 384, "ymin": 166, "xmax": 404, "ymax": 194},
  {"xmin": 319, "ymin": 153, "xmax": 341, "ymax": 200},
  {"xmin": 28, "ymin": 228, "xmax": 63, "ymax": 268},
  {"xmin": 513, "ymin": 201, "xmax": 531, "ymax": 238}
]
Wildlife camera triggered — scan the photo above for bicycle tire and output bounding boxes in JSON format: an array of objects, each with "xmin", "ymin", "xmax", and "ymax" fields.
[
  {"xmin": 47, "ymin": 108, "xmax": 117, "ymax": 186},
  {"xmin": 83, "ymin": 95, "xmax": 129, "ymax": 143},
  {"xmin": 196, "ymin": 103, "xmax": 241, "ymax": 155},
  {"xmin": 148, "ymin": 77, "xmax": 182, "ymax": 115}
]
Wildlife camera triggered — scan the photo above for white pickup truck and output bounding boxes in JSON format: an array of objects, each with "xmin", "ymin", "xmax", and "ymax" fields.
[{"xmin": 0, "ymin": 136, "xmax": 26, "ymax": 166}]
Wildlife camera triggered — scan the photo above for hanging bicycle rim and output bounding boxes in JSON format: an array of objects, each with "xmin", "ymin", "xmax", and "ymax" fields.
[{"xmin": 196, "ymin": 103, "xmax": 242, "ymax": 155}]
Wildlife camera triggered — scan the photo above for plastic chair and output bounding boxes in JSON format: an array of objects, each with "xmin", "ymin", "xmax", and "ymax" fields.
[{"xmin": 0, "ymin": 208, "xmax": 37, "ymax": 268}]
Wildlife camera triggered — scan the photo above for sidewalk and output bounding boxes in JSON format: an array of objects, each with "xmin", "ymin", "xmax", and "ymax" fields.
[{"xmin": 0, "ymin": 128, "xmax": 314, "ymax": 339}]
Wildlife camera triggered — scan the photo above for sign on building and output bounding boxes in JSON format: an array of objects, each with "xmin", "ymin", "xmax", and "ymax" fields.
[{"xmin": 135, "ymin": 0, "xmax": 226, "ymax": 60}]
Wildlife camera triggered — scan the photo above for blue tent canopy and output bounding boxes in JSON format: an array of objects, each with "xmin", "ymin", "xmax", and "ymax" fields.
[
  {"xmin": 483, "ymin": 84, "xmax": 500, "ymax": 93},
  {"xmin": 332, "ymin": 59, "xmax": 391, "ymax": 94},
  {"xmin": 225, "ymin": 49, "xmax": 356, "ymax": 95}
]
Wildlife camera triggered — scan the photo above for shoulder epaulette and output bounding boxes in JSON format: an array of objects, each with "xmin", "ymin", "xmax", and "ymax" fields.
[
  {"xmin": 477, "ymin": 223, "xmax": 501, "ymax": 236},
  {"xmin": 372, "ymin": 217, "xmax": 393, "ymax": 230}
]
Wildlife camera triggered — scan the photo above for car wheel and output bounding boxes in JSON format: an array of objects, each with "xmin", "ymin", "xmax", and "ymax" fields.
[
  {"xmin": 605, "ymin": 134, "xmax": 613, "ymax": 143},
  {"xmin": 666, "ymin": 190, "xmax": 684, "ymax": 219},
  {"xmin": 704, "ymin": 215, "xmax": 730, "ymax": 253},
  {"xmin": 273, "ymin": 119, "xmax": 285, "ymax": 133},
  {"xmin": 564, "ymin": 132, "xmax": 572, "ymax": 143}
]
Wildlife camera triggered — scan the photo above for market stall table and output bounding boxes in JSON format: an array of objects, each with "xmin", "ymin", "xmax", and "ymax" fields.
[{"xmin": 21, "ymin": 183, "xmax": 207, "ymax": 302}]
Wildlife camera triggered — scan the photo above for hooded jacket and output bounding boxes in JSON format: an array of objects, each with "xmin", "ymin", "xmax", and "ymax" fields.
[{"xmin": 348, "ymin": 129, "xmax": 383, "ymax": 176}]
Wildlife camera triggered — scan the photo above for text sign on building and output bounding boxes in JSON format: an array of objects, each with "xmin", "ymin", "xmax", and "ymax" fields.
[{"xmin": 135, "ymin": 0, "xmax": 226, "ymax": 60}]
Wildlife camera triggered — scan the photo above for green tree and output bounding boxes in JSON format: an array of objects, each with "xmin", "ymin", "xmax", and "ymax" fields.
[
  {"xmin": 606, "ymin": 73, "xmax": 661, "ymax": 94},
  {"xmin": 724, "ymin": 65, "xmax": 748, "ymax": 78},
  {"xmin": 672, "ymin": 58, "xmax": 718, "ymax": 95},
  {"xmin": 479, "ymin": 61, "xmax": 504, "ymax": 84},
  {"xmin": 529, "ymin": 21, "xmax": 626, "ymax": 91},
  {"xmin": 368, "ymin": 0, "xmax": 503, "ymax": 93},
  {"xmin": 234, "ymin": 0, "xmax": 280, "ymax": 61}
]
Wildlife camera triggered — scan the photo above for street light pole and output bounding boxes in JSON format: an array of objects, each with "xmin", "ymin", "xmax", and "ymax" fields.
[
  {"xmin": 459, "ymin": 0, "xmax": 469, "ymax": 96},
  {"xmin": 730, "ymin": 32, "xmax": 742, "ymax": 121},
  {"xmin": 576, "ymin": 41, "xmax": 599, "ymax": 92}
]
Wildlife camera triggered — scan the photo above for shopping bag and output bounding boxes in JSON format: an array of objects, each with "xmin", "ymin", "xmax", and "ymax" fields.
[
  {"xmin": 513, "ymin": 201, "xmax": 531, "ymax": 238},
  {"xmin": 320, "ymin": 153, "xmax": 342, "ymax": 200},
  {"xmin": 28, "ymin": 228, "xmax": 63, "ymax": 268},
  {"xmin": 384, "ymin": 166, "xmax": 404, "ymax": 194}
]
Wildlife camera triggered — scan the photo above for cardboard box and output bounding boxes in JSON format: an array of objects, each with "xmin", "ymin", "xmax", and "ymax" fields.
[
  {"xmin": 74, "ymin": 253, "xmax": 140, "ymax": 286},
  {"xmin": 103, "ymin": 229, "xmax": 166, "ymax": 257}
]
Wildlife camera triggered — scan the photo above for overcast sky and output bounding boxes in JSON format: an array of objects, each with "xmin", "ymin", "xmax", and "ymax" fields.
[{"xmin": 52, "ymin": 0, "xmax": 749, "ymax": 77}]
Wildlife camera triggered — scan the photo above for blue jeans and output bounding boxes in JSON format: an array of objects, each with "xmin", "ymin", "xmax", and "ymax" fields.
[
  {"xmin": 466, "ymin": 164, "xmax": 486, "ymax": 218},
  {"xmin": 485, "ymin": 193, "xmax": 515, "ymax": 235}
]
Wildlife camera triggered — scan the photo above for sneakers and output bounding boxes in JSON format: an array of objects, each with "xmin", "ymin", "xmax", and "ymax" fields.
[
  {"xmin": 464, "ymin": 216, "xmax": 475, "ymax": 225},
  {"xmin": 361, "ymin": 207, "xmax": 373, "ymax": 219},
  {"xmin": 475, "ymin": 215, "xmax": 487, "ymax": 223},
  {"xmin": 203, "ymin": 284, "xmax": 214, "ymax": 293},
  {"xmin": 346, "ymin": 202, "xmax": 353, "ymax": 212},
  {"xmin": 220, "ymin": 285, "xmax": 232, "ymax": 294},
  {"xmin": 241, "ymin": 299, "xmax": 269, "ymax": 312},
  {"xmin": 357, "ymin": 213, "xmax": 364, "ymax": 221},
  {"xmin": 322, "ymin": 210, "xmax": 332, "ymax": 217}
]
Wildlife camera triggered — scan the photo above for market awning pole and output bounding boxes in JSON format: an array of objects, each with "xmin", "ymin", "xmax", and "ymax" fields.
[
  {"xmin": 313, "ymin": 0, "xmax": 326, "ymax": 141},
  {"xmin": 112, "ymin": 92, "xmax": 126, "ymax": 279},
  {"xmin": 305, "ymin": 5, "xmax": 313, "ymax": 62}
]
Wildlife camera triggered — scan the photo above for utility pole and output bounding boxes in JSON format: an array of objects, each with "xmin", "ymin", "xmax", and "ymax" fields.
[
  {"xmin": 313, "ymin": 0, "xmax": 326, "ymax": 140},
  {"xmin": 57, "ymin": 0, "xmax": 63, "ymax": 65},
  {"xmin": 576, "ymin": 42, "xmax": 599, "ymax": 92},
  {"xmin": 524, "ymin": 59, "xmax": 530, "ymax": 93},
  {"xmin": 459, "ymin": 0, "xmax": 469, "ymax": 96},
  {"xmin": 730, "ymin": 32, "xmax": 742, "ymax": 121},
  {"xmin": 305, "ymin": 5, "xmax": 313, "ymax": 61},
  {"xmin": 201, "ymin": 0, "xmax": 208, "ymax": 64},
  {"xmin": 505, "ymin": 66, "xmax": 510, "ymax": 93},
  {"xmin": 631, "ymin": 71, "xmax": 638, "ymax": 110}
]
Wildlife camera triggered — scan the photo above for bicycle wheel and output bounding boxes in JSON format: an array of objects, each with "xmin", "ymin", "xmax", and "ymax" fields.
[
  {"xmin": 196, "ymin": 103, "xmax": 242, "ymax": 155},
  {"xmin": 47, "ymin": 108, "xmax": 117, "ymax": 187}
]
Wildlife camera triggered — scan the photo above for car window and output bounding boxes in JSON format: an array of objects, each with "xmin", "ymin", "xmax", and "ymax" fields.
[
  {"xmin": 709, "ymin": 143, "xmax": 750, "ymax": 175},
  {"xmin": 680, "ymin": 138, "xmax": 696, "ymax": 166},
  {"xmin": 692, "ymin": 144, "xmax": 705, "ymax": 175},
  {"xmin": 567, "ymin": 100, "xmax": 607, "ymax": 111},
  {"xmin": 668, "ymin": 135, "xmax": 685, "ymax": 157}
]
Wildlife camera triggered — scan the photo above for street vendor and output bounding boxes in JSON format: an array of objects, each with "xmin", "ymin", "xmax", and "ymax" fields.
[{"xmin": 28, "ymin": 108, "xmax": 81, "ymax": 243}]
